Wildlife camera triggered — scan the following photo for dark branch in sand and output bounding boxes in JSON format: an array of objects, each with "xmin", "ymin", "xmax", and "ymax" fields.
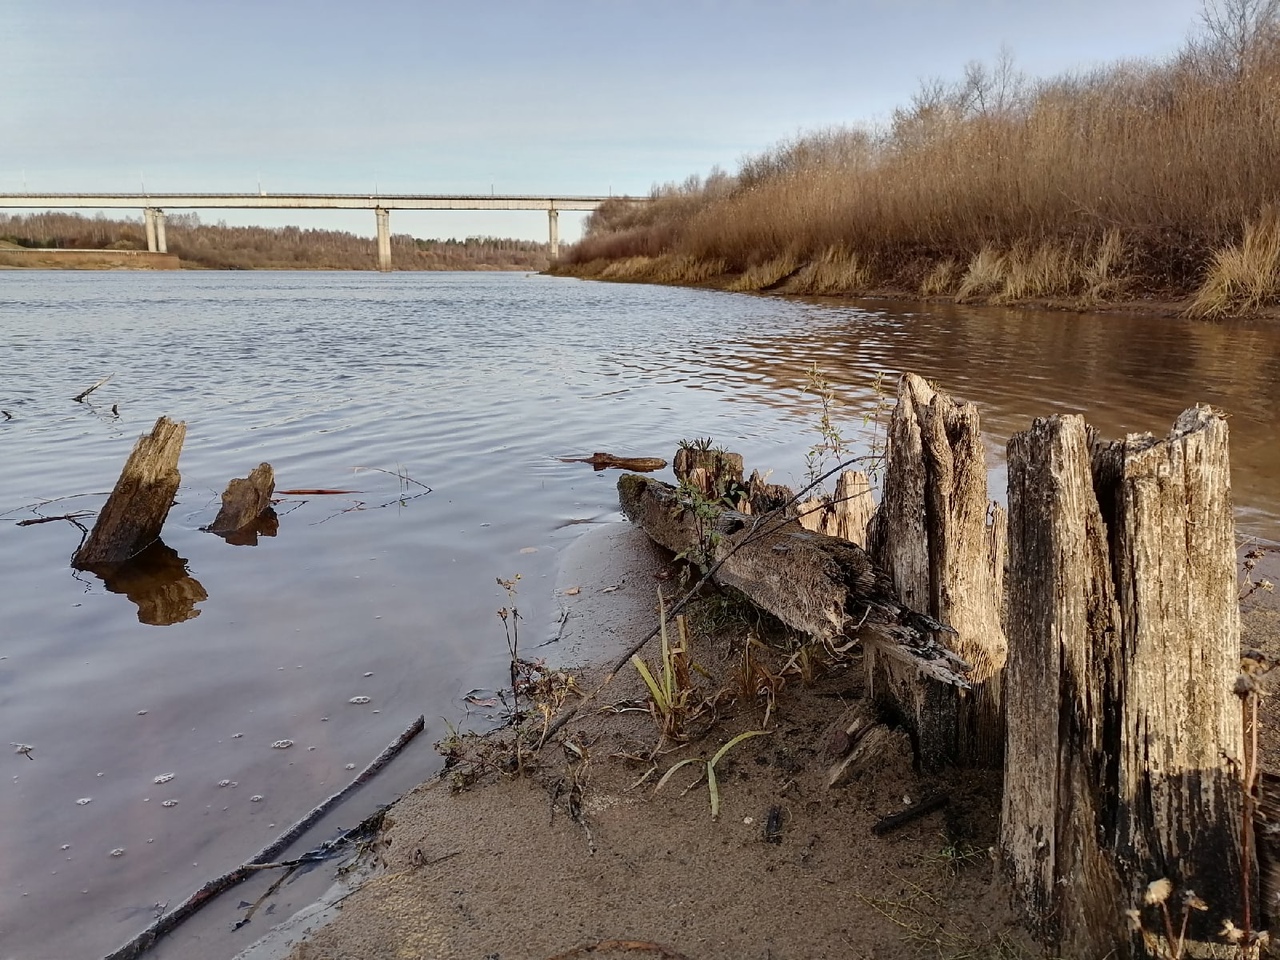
[
  {"xmin": 871, "ymin": 794, "xmax": 949, "ymax": 836},
  {"xmin": 102, "ymin": 714, "xmax": 425, "ymax": 960}
]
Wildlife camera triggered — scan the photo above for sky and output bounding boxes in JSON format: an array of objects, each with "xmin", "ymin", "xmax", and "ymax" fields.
[{"xmin": 1, "ymin": 0, "xmax": 1207, "ymax": 243}]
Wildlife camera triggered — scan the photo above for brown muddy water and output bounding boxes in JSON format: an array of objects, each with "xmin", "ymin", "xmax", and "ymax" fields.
[{"xmin": 1, "ymin": 273, "xmax": 1277, "ymax": 959}]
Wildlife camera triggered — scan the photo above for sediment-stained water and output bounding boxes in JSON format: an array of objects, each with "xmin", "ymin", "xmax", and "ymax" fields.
[{"xmin": 1, "ymin": 272, "xmax": 1277, "ymax": 959}]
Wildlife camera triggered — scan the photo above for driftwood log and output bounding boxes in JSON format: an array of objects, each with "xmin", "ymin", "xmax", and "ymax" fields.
[
  {"xmin": 869, "ymin": 374, "xmax": 1007, "ymax": 767},
  {"xmin": 72, "ymin": 416, "xmax": 186, "ymax": 568},
  {"xmin": 1002, "ymin": 407, "xmax": 1248, "ymax": 954},
  {"xmin": 208, "ymin": 462, "xmax": 275, "ymax": 537},
  {"xmin": 558, "ymin": 453, "xmax": 668, "ymax": 472},
  {"xmin": 618, "ymin": 472, "xmax": 970, "ymax": 770}
]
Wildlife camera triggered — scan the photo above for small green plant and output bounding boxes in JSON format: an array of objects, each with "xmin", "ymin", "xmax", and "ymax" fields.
[
  {"xmin": 803, "ymin": 362, "xmax": 849, "ymax": 491},
  {"xmin": 631, "ymin": 592, "xmax": 705, "ymax": 743},
  {"xmin": 655, "ymin": 729, "xmax": 770, "ymax": 819}
]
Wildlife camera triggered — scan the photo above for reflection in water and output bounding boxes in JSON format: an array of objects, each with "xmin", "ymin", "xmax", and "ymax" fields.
[
  {"xmin": 212, "ymin": 506, "xmax": 279, "ymax": 547},
  {"xmin": 87, "ymin": 541, "xmax": 208, "ymax": 625},
  {"xmin": 670, "ymin": 298, "xmax": 1280, "ymax": 536}
]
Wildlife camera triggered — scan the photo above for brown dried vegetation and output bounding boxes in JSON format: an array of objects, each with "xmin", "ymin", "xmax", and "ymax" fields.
[{"xmin": 555, "ymin": 8, "xmax": 1280, "ymax": 317}]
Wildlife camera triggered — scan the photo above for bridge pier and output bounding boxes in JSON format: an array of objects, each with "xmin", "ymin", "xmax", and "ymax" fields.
[
  {"xmin": 548, "ymin": 206, "xmax": 559, "ymax": 259},
  {"xmin": 143, "ymin": 208, "xmax": 168, "ymax": 253},
  {"xmin": 375, "ymin": 207, "xmax": 391, "ymax": 271}
]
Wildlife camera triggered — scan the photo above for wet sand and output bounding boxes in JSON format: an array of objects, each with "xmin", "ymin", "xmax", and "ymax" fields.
[
  {"xmin": 208, "ymin": 529, "xmax": 1280, "ymax": 960},
  {"xmin": 236, "ymin": 522, "xmax": 1026, "ymax": 959}
]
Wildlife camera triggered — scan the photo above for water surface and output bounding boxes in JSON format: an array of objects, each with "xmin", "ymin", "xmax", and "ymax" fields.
[{"xmin": 1, "ymin": 273, "xmax": 1277, "ymax": 958}]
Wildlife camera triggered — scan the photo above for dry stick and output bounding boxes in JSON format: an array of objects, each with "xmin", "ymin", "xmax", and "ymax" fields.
[
  {"xmin": 15, "ymin": 512, "xmax": 95, "ymax": 527},
  {"xmin": 535, "ymin": 455, "xmax": 873, "ymax": 749},
  {"xmin": 103, "ymin": 715, "xmax": 425, "ymax": 960},
  {"xmin": 871, "ymin": 794, "xmax": 950, "ymax": 837},
  {"xmin": 72, "ymin": 374, "xmax": 113, "ymax": 403}
]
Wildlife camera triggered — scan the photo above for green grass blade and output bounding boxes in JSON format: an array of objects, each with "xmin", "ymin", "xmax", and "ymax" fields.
[
  {"xmin": 707, "ymin": 762, "xmax": 720, "ymax": 818},
  {"xmin": 631, "ymin": 655, "xmax": 669, "ymax": 714},
  {"xmin": 656, "ymin": 757, "xmax": 703, "ymax": 793},
  {"xmin": 710, "ymin": 729, "xmax": 769, "ymax": 768}
]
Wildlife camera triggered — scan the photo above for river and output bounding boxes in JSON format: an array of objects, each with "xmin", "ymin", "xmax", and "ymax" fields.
[{"xmin": 1, "ymin": 271, "xmax": 1277, "ymax": 959}]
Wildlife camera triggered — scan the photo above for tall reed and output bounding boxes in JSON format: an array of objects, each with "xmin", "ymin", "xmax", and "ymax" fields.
[{"xmin": 567, "ymin": 22, "xmax": 1280, "ymax": 315}]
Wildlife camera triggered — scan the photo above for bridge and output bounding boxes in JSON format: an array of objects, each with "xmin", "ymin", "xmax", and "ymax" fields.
[{"xmin": 0, "ymin": 193, "xmax": 634, "ymax": 269}]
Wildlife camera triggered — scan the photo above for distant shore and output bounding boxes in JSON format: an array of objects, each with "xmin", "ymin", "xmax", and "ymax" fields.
[{"xmin": 0, "ymin": 247, "xmax": 181, "ymax": 270}]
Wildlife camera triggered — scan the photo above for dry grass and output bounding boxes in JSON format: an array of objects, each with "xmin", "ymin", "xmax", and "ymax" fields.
[
  {"xmin": 726, "ymin": 253, "xmax": 801, "ymax": 292},
  {"xmin": 786, "ymin": 246, "xmax": 873, "ymax": 295},
  {"xmin": 567, "ymin": 26, "xmax": 1280, "ymax": 315},
  {"xmin": 1189, "ymin": 209, "xmax": 1280, "ymax": 318},
  {"xmin": 919, "ymin": 258, "xmax": 961, "ymax": 297},
  {"xmin": 956, "ymin": 247, "xmax": 1008, "ymax": 302}
]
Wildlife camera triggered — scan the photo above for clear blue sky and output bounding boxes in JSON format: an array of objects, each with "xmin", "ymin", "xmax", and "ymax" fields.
[{"xmin": 2, "ymin": 0, "xmax": 1205, "ymax": 242}]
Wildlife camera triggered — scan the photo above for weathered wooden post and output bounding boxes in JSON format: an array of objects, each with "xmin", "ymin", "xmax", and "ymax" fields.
[
  {"xmin": 1002, "ymin": 407, "xmax": 1249, "ymax": 956},
  {"xmin": 72, "ymin": 416, "xmax": 186, "ymax": 568},
  {"xmin": 869, "ymin": 374, "xmax": 1007, "ymax": 766},
  {"xmin": 798, "ymin": 469, "xmax": 875, "ymax": 547}
]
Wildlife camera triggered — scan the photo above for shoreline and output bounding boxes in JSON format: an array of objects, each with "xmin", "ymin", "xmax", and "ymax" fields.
[
  {"xmin": 544, "ymin": 264, "xmax": 1280, "ymax": 324},
  {"xmin": 224, "ymin": 505, "xmax": 1280, "ymax": 959}
]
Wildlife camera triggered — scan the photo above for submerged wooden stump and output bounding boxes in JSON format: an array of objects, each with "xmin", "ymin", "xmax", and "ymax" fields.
[
  {"xmin": 72, "ymin": 417, "xmax": 186, "ymax": 568},
  {"xmin": 208, "ymin": 462, "xmax": 275, "ymax": 537},
  {"xmin": 1002, "ymin": 407, "xmax": 1248, "ymax": 955}
]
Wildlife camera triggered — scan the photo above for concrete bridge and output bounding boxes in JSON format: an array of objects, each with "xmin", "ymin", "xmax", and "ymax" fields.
[{"xmin": 0, "ymin": 193, "xmax": 633, "ymax": 268}]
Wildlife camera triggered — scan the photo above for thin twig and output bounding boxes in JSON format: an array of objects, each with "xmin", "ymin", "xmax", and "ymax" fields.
[
  {"xmin": 15, "ymin": 512, "xmax": 95, "ymax": 527},
  {"xmin": 72, "ymin": 374, "xmax": 113, "ymax": 403},
  {"xmin": 102, "ymin": 715, "xmax": 425, "ymax": 960}
]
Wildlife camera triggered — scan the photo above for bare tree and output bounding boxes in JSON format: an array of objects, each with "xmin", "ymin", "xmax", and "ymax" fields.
[{"xmin": 1197, "ymin": 0, "xmax": 1280, "ymax": 78}]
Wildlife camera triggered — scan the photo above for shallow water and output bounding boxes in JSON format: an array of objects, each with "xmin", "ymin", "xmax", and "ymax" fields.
[{"xmin": 1, "ymin": 272, "xmax": 1277, "ymax": 958}]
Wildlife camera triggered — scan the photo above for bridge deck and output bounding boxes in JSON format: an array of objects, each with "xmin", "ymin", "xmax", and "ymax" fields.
[{"xmin": 0, "ymin": 193, "xmax": 627, "ymax": 211}]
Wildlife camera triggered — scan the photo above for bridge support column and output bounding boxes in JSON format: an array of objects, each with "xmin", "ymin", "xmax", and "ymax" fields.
[
  {"xmin": 143, "ymin": 208, "xmax": 157, "ymax": 252},
  {"xmin": 154, "ymin": 210, "xmax": 167, "ymax": 254},
  {"xmin": 375, "ymin": 207, "xmax": 391, "ymax": 271},
  {"xmin": 547, "ymin": 207, "xmax": 559, "ymax": 259}
]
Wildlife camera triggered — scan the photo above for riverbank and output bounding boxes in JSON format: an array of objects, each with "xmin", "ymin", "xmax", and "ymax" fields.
[
  {"xmin": 545, "ymin": 259, "xmax": 1280, "ymax": 324},
  {"xmin": 236, "ymin": 518, "xmax": 1280, "ymax": 960},
  {"xmin": 270, "ymin": 521, "xmax": 1028, "ymax": 960},
  {"xmin": 0, "ymin": 248, "xmax": 181, "ymax": 269},
  {"xmin": 554, "ymin": 11, "xmax": 1280, "ymax": 322}
]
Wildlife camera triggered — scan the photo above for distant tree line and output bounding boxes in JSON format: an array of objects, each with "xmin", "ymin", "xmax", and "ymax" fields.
[{"xmin": 0, "ymin": 211, "xmax": 550, "ymax": 271}]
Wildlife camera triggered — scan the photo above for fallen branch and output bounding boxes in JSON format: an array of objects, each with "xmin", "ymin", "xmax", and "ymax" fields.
[
  {"xmin": 276, "ymin": 488, "xmax": 360, "ymax": 496},
  {"xmin": 15, "ymin": 512, "xmax": 95, "ymax": 527},
  {"xmin": 557, "ymin": 452, "xmax": 668, "ymax": 472},
  {"xmin": 871, "ymin": 794, "xmax": 949, "ymax": 837},
  {"xmin": 72, "ymin": 374, "xmax": 113, "ymax": 403},
  {"xmin": 102, "ymin": 714, "xmax": 426, "ymax": 960}
]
